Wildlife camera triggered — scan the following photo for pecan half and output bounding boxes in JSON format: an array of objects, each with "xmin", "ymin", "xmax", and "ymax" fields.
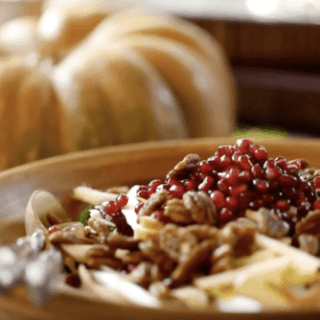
[
  {"xmin": 163, "ymin": 198, "xmax": 192, "ymax": 224},
  {"xmin": 138, "ymin": 190, "xmax": 169, "ymax": 219},
  {"xmin": 158, "ymin": 224, "xmax": 198, "ymax": 261},
  {"xmin": 245, "ymin": 208, "xmax": 289, "ymax": 238},
  {"xmin": 183, "ymin": 191, "xmax": 217, "ymax": 225},
  {"xmin": 221, "ymin": 218, "xmax": 257, "ymax": 257},
  {"xmin": 166, "ymin": 154, "xmax": 200, "ymax": 179},
  {"xmin": 298, "ymin": 234, "xmax": 320, "ymax": 256},
  {"xmin": 170, "ymin": 239, "xmax": 216, "ymax": 287},
  {"xmin": 296, "ymin": 210, "xmax": 320, "ymax": 237}
]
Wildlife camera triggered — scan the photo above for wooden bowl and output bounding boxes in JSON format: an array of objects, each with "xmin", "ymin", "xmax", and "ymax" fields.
[{"xmin": 1, "ymin": 137, "xmax": 320, "ymax": 320}]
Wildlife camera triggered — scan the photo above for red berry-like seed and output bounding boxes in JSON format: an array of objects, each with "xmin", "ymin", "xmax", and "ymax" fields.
[
  {"xmin": 265, "ymin": 167, "xmax": 281, "ymax": 181},
  {"xmin": 137, "ymin": 189, "xmax": 150, "ymax": 199},
  {"xmin": 236, "ymin": 139, "xmax": 254, "ymax": 154},
  {"xmin": 262, "ymin": 194, "xmax": 274, "ymax": 207},
  {"xmin": 220, "ymin": 155, "xmax": 232, "ymax": 169},
  {"xmin": 229, "ymin": 184, "xmax": 249, "ymax": 197},
  {"xmin": 115, "ymin": 194, "xmax": 128, "ymax": 208},
  {"xmin": 237, "ymin": 155, "xmax": 253, "ymax": 171},
  {"xmin": 199, "ymin": 161, "xmax": 214, "ymax": 175},
  {"xmin": 313, "ymin": 177, "xmax": 320, "ymax": 189},
  {"xmin": 269, "ymin": 180, "xmax": 280, "ymax": 191},
  {"xmin": 295, "ymin": 197, "xmax": 308, "ymax": 207},
  {"xmin": 298, "ymin": 202, "xmax": 311, "ymax": 217},
  {"xmin": 198, "ymin": 176, "xmax": 215, "ymax": 193},
  {"xmin": 226, "ymin": 167, "xmax": 240, "ymax": 186},
  {"xmin": 169, "ymin": 183, "xmax": 185, "ymax": 198},
  {"xmin": 232, "ymin": 151, "xmax": 242, "ymax": 162},
  {"xmin": 148, "ymin": 179, "xmax": 163, "ymax": 194},
  {"xmin": 210, "ymin": 191, "xmax": 226, "ymax": 210},
  {"xmin": 313, "ymin": 199, "xmax": 320, "ymax": 210},
  {"xmin": 252, "ymin": 164, "xmax": 264, "ymax": 179},
  {"xmin": 254, "ymin": 148, "xmax": 268, "ymax": 162},
  {"xmin": 219, "ymin": 208, "xmax": 233, "ymax": 223},
  {"xmin": 249, "ymin": 198, "xmax": 265, "ymax": 210},
  {"xmin": 286, "ymin": 165, "xmax": 299, "ymax": 176},
  {"xmin": 278, "ymin": 174, "xmax": 298, "ymax": 188},
  {"xmin": 207, "ymin": 156, "xmax": 221, "ymax": 170},
  {"xmin": 217, "ymin": 180, "xmax": 229, "ymax": 193},
  {"xmin": 104, "ymin": 201, "xmax": 120, "ymax": 216},
  {"xmin": 156, "ymin": 184, "xmax": 170, "ymax": 193},
  {"xmin": 239, "ymin": 170, "xmax": 252, "ymax": 183},
  {"xmin": 263, "ymin": 159, "xmax": 275, "ymax": 169},
  {"xmin": 289, "ymin": 159, "xmax": 309, "ymax": 170},
  {"xmin": 275, "ymin": 157, "xmax": 287, "ymax": 170},
  {"xmin": 48, "ymin": 226, "xmax": 62, "ymax": 234},
  {"xmin": 217, "ymin": 145, "xmax": 234, "ymax": 157},
  {"xmin": 134, "ymin": 203, "xmax": 144, "ymax": 214},
  {"xmin": 275, "ymin": 199, "xmax": 291, "ymax": 212},
  {"xmin": 253, "ymin": 179, "xmax": 269, "ymax": 194},
  {"xmin": 226, "ymin": 196, "xmax": 238, "ymax": 211}
]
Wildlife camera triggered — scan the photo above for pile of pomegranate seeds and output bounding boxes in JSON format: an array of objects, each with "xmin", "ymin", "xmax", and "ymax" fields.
[{"xmin": 135, "ymin": 139, "xmax": 318, "ymax": 233}]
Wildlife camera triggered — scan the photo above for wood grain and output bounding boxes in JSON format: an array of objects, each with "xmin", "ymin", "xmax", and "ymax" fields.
[{"xmin": 1, "ymin": 137, "xmax": 320, "ymax": 319}]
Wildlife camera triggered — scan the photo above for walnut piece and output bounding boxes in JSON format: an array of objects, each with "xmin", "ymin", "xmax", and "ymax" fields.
[
  {"xmin": 245, "ymin": 208, "xmax": 289, "ymax": 238},
  {"xmin": 166, "ymin": 154, "xmax": 200, "ymax": 179},
  {"xmin": 298, "ymin": 234, "xmax": 320, "ymax": 256},
  {"xmin": 138, "ymin": 190, "xmax": 169, "ymax": 219},
  {"xmin": 296, "ymin": 210, "xmax": 320, "ymax": 237},
  {"xmin": 163, "ymin": 198, "xmax": 193, "ymax": 224},
  {"xmin": 221, "ymin": 218, "xmax": 257, "ymax": 257}
]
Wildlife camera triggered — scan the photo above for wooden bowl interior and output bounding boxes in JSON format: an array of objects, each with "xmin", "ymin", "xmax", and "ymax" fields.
[{"xmin": 1, "ymin": 137, "xmax": 320, "ymax": 319}]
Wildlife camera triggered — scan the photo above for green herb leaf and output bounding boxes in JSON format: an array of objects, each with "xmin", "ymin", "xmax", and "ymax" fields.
[
  {"xmin": 110, "ymin": 226, "xmax": 116, "ymax": 232},
  {"xmin": 78, "ymin": 205, "xmax": 93, "ymax": 226}
]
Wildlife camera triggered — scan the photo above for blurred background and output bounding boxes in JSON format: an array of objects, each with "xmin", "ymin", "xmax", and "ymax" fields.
[{"xmin": 0, "ymin": 0, "xmax": 319, "ymax": 171}]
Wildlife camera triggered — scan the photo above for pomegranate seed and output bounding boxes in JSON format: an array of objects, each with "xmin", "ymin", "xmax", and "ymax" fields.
[
  {"xmin": 104, "ymin": 201, "xmax": 120, "ymax": 216},
  {"xmin": 235, "ymin": 139, "xmax": 254, "ymax": 154},
  {"xmin": 137, "ymin": 189, "xmax": 150, "ymax": 199},
  {"xmin": 134, "ymin": 203, "xmax": 144, "ymax": 214},
  {"xmin": 219, "ymin": 208, "xmax": 233, "ymax": 223},
  {"xmin": 269, "ymin": 180, "xmax": 280, "ymax": 191},
  {"xmin": 263, "ymin": 159, "xmax": 276, "ymax": 169},
  {"xmin": 265, "ymin": 167, "xmax": 281, "ymax": 181},
  {"xmin": 198, "ymin": 176, "xmax": 215, "ymax": 193},
  {"xmin": 313, "ymin": 199, "xmax": 320, "ymax": 210},
  {"xmin": 275, "ymin": 199, "xmax": 291, "ymax": 212},
  {"xmin": 286, "ymin": 165, "xmax": 299, "ymax": 176},
  {"xmin": 148, "ymin": 179, "xmax": 163, "ymax": 193},
  {"xmin": 232, "ymin": 151, "xmax": 242, "ymax": 162},
  {"xmin": 237, "ymin": 155, "xmax": 253, "ymax": 171},
  {"xmin": 253, "ymin": 179, "xmax": 269, "ymax": 194},
  {"xmin": 289, "ymin": 159, "xmax": 309, "ymax": 170},
  {"xmin": 184, "ymin": 176, "xmax": 199, "ymax": 191},
  {"xmin": 239, "ymin": 170, "xmax": 252, "ymax": 183},
  {"xmin": 254, "ymin": 148, "xmax": 268, "ymax": 162},
  {"xmin": 210, "ymin": 191, "xmax": 226, "ymax": 210},
  {"xmin": 275, "ymin": 157, "xmax": 288, "ymax": 170},
  {"xmin": 226, "ymin": 196, "xmax": 238, "ymax": 211},
  {"xmin": 282, "ymin": 187, "xmax": 296, "ymax": 199},
  {"xmin": 65, "ymin": 274, "xmax": 81, "ymax": 288},
  {"xmin": 156, "ymin": 184, "xmax": 170, "ymax": 193},
  {"xmin": 169, "ymin": 183, "xmax": 185, "ymax": 198},
  {"xmin": 226, "ymin": 167, "xmax": 240, "ymax": 186},
  {"xmin": 313, "ymin": 177, "xmax": 320, "ymax": 189},
  {"xmin": 229, "ymin": 184, "xmax": 248, "ymax": 197},
  {"xmin": 48, "ymin": 226, "xmax": 61, "ymax": 234},
  {"xmin": 252, "ymin": 164, "xmax": 264, "ymax": 179},
  {"xmin": 298, "ymin": 202, "xmax": 311, "ymax": 217},
  {"xmin": 249, "ymin": 198, "xmax": 265, "ymax": 210},
  {"xmin": 250, "ymin": 144, "xmax": 260, "ymax": 154},
  {"xmin": 278, "ymin": 175, "xmax": 298, "ymax": 188},
  {"xmin": 220, "ymin": 155, "xmax": 232, "ymax": 169},
  {"xmin": 217, "ymin": 145, "xmax": 234, "ymax": 157},
  {"xmin": 199, "ymin": 161, "xmax": 214, "ymax": 174},
  {"xmin": 262, "ymin": 194, "xmax": 274, "ymax": 207},
  {"xmin": 217, "ymin": 180, "xmax": 228, "ymax": 193},
  {"xmin": 295, "ymin": 197, "xmax": 308, "ymax": 207},
  {"xmin": 207, "ymin": 156, "xmax": 221, "ymax": 170},
  {"xmin": 115, "ymin": 194, "xmax": 128, "ymax": 207}
]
